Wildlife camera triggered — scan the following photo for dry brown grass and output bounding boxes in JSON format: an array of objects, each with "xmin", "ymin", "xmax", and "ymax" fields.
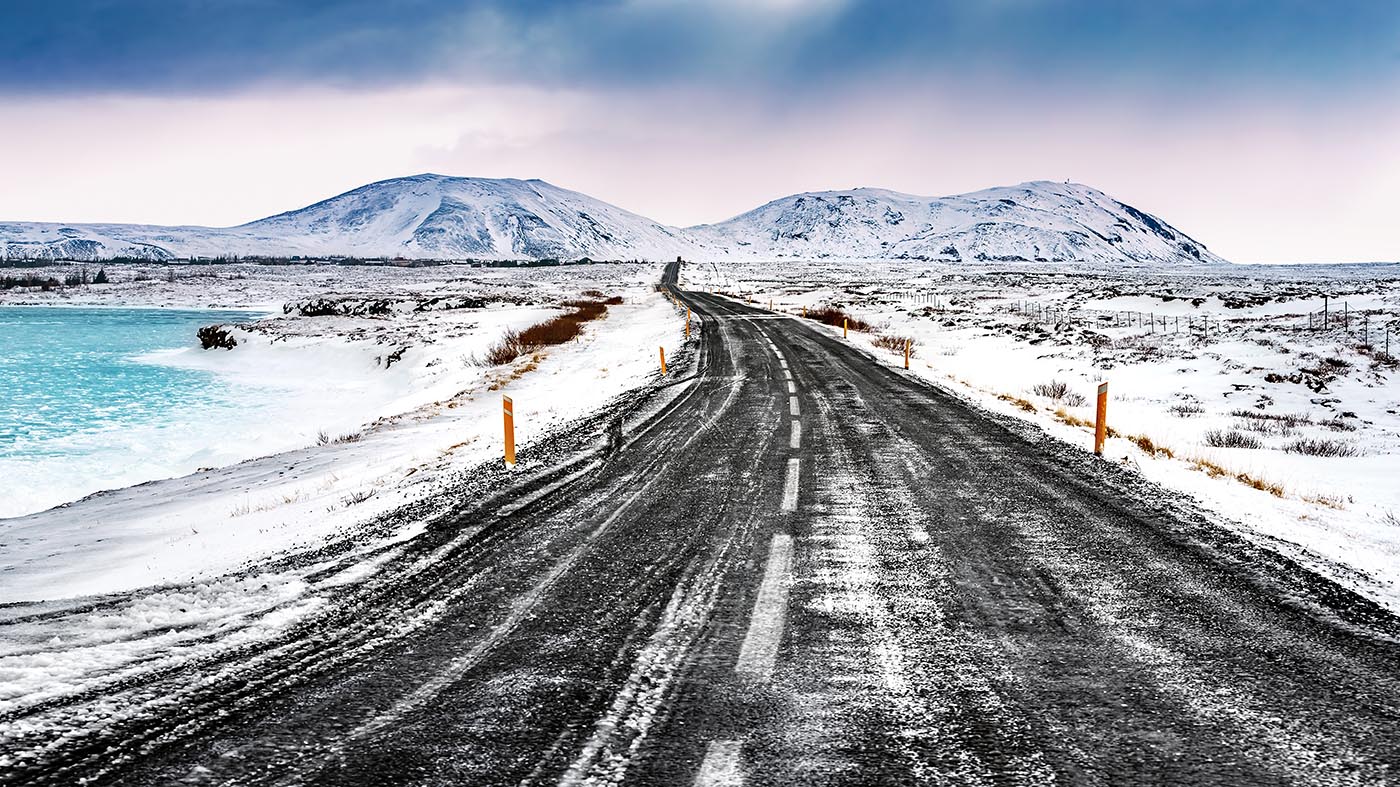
[
  {"xmin": 1188, "ymin": 456, "xmax": 1285, "ymax": 497},
  {"xmin": 872, "ymin": 333, "xmax": 916, "ymax": 355},
  {"xmin": 1131, "ymin": 434, "xmax": 1175, "ymax": 459},
  {"xmin": 1054, "ymin": 407, "xmax": 1093, "ymax": 428},
  {"xmin": 1301, "ymin": 493, "xmax": 1347, "ymax": 510},
  {"xmin": 479, "ymin": 299, "xmax": 614, "ymax": 367},
  {"xmin": 806, "ymin": 306, "xmax": 873, "ymax": 332},
  {"xmin": 998, "ymin": 393, "xmax": 1036, "ymax": 413}
]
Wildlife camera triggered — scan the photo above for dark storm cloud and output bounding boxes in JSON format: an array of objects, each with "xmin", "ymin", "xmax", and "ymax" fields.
[{"xmin": 2, "ymin": 0, "xmax": 1397, "ymax": 95}]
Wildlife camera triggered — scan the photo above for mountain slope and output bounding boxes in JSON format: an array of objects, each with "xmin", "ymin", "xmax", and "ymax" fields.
[
  {"xmin": 0, "ymin": 175, "xmax": 695, "ymax": 262},
  {"xmin": 687, "ymin": 181, "xmax": 1225, "ymax": 265},
  {"xmin": 0, "ymin": 177, "xmax": 1224, "ymax": 265}
]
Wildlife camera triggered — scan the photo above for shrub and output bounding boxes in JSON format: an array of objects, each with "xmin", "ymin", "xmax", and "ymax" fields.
[
  {"xmin": 93, "ymin": 268, "xmax": 109, "ymax": 284},
  {"xmin": 872, "ymin": 334, "xmax": 916, "ymax": 356},
  {"xmin": 1203, "ymin": 429, "xmax": 1263, "ymax": 449},
  {"xmin": 806, "ymin": 306, "xmax": 872, "ymax": 332},
  {"xmin": 1169, "ymin": 402, "xmax": 1205, "ymax": 417},
  {"xmin": 482, "ymin": 329, "xmax": 524, "ymax": 365},
  {"xmin": 1238, "ymin": 418, "xmax": 1292, "ymax": 436},
  {"xmin": 1229, "ymin": 409, "xmax": 1311, "ymax": 428},
  {"xmin": 477, "ymin": 299, "xmax": 615, "ymax": 366},
  {"xmin": 1031, "ymin": 380, "xmax": 1071, "ymax": 400},
  {"xmin": 1320, "ymin": 417, "xmax": 1357, "ymax": 432},
  {"xmin": 1283, "ymin": 438, "xmax": 1357, "ymax": 457}
]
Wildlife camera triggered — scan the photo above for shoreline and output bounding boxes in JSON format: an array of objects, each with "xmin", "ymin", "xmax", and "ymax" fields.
[{"xmin": 0, "ymin": 261, "xmax": 683, "ymax": 601}]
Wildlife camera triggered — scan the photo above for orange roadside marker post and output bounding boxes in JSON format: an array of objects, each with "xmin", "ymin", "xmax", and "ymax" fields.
[
  {"xmin": 802, "ymin": 306, "xmax": 806, "ymax": 318},
  {"xmin": 1094, "ymin": 382, "xmax": 1109, "ymax": 456},
  {"xmin": 503, "ymin": 394, "xmax": 516, "ymax": 466},
  {"xmin": 686, "ymin": 307, "xmax": 691, "ymax": 339},
  {"xmin": 904, "ymin": 338, "xmax": 910, "ymax": 369},
  {"xmin": 659, "ymin": 346, "xmax": 668, "ymax": 375},
  {"xmin": 843, "ymin": 318, "xmax": 848, "ymax": 338}
]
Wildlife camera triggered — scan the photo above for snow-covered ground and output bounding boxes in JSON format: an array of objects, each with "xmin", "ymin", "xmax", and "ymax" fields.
[
  {"xmin": 0, "ymin": 261, "xmax": 690, "ymax": 717},
  {"xmin": 683, "ymin": 260, "xmax": 1400, "ymax": 613}
]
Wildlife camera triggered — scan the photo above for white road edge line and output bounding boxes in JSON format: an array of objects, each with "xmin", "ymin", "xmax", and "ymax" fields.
[
  {"xmin": 735, "ymin": 533, "xmax": 794, "ymax": 678},
  {"xmin": 693, "ymin": 739, "xmax": 744, "ymax": 786},
  {"xmin": 790, "ymin": 420, "xmax": 801, "ymax": 450},
  {"xmin": 780, "ymin": 458, "xmax": 800, "ymax": 513},
  {"xmin": 789, "ymin": 396, "xmax": 800, "ymax": 417}
]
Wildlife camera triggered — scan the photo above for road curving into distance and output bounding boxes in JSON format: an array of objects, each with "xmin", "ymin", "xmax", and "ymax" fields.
[{"xmin": 4, "ymin": 259, "xmax": 1399, "ymax": 786}]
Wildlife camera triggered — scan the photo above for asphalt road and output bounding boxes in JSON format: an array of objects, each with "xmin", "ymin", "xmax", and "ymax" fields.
[{"xmin": 5, "ymin": 262, "xmax": 1399, "ymax": 785}]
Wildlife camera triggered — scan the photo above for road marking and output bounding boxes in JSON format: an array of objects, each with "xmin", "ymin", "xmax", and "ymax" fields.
[
  {"xmin": 786, "ymin": 381, "xmax": 796, "ymax": 394},
  {"xmin": 779, "ymin": 359, "xmax": 788, "ymax": 369},
  {"xmin": 790, "ymin": 420, "xmax": 801, "ymax": 450},
  {"xmin": 789, "ymin": 396, "xmax": 800, "ymax": 417},
  {"xmin": 694, "ymin": 740, "xmax": 744, "ymax": 786},
  {"xmin": 781, "ymin": 458, "xmax": 800, "ymax": 512},
  {"xmin": 736, "ymin": 533, "xmax": 794, "ymax": 678},
  {"xmin": 782, "ymin": 369, "xmax": 792, "ymax": 380}
]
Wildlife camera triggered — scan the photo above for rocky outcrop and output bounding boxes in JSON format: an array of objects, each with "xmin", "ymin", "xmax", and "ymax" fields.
[{"xmin": 197, "ymin": 325, "xmax": 239, "ymax": 350}]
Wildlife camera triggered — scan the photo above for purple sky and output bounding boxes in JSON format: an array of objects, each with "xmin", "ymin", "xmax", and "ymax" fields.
[{"xmin": 3, "ymin": 1, "xmax": 1397, "ymax": 263}]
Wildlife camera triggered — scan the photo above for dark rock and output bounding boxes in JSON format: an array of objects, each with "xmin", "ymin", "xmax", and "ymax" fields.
[{"xmin": 197, "ymin": 324, "xmax": 238, "ymax": 350}]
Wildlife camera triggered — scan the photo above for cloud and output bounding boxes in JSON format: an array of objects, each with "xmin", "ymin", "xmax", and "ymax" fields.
[
  {"xmin": 1, "ymin": 81, "xmax": 1397, "ymax": 263},
  {"xmin": 2, "ymin": 0, "xmax": 1396, "ymax": 97}
]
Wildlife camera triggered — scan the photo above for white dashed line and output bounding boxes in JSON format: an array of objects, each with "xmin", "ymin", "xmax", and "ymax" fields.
[
  {"xmin": 781, "ymin": 458, "xmax": 800, "ymax": 512},
  {"xmin": 789, "ymin": 396, "xmax": 800, "ymax": 417},
  {"xmin": 735, "ymin": 533, "xmax": 794, "ymax": 678},
  {"xmin": 693, "ymin": 740, "xmax": 744, "ymax": 786},
  {"xmin": 790, "ymin": 420, "xmax": 802, "ymax": 450},
  {"xmin": 786, "ymin": 381, "xmax": 796, "ymax": 394}
]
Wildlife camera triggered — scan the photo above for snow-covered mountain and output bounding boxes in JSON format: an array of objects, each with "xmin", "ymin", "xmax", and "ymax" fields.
[
  {"xmin": 688, "ymin": 181, "xmax": 1225, "ymax": 265},
  {"xmin": 0, "ymin": 176, "xmax": 1225, "ymax": 265},
  {"xmin": 0, "ymin": 175, "xmax": 694, "ymax": 262}
]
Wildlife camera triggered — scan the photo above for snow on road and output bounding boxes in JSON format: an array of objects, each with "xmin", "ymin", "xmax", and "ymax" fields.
[{"xmin": 684, "ymin": 260, "xmax": 1400, "ymax": 613}]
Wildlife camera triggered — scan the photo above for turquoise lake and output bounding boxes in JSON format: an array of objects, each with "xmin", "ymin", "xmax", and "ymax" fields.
[{"xmin": 0, "ymin": 306, "xmax": 268, "ymax": 518}]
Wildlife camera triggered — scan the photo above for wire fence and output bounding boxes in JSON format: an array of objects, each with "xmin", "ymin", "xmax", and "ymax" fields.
[{"xmin": 1002, "ymin": 299, "xmax": 1398, "ymax": 358}]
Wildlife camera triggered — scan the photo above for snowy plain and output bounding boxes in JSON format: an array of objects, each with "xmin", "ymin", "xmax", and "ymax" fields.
[{"xmin": 682, "ymin": 260, "xmax": 1400, "ymax": 613}]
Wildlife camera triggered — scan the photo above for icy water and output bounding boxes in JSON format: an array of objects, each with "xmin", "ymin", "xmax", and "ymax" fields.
[{"xmin": 0, "ymin": 306, "xmax": 268, "ymax": 518}]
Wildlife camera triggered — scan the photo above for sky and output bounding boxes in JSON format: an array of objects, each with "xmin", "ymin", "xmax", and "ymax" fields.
[{"xmin": 1, "ymin": 0, "xmax": 1398, "ymax": 263}]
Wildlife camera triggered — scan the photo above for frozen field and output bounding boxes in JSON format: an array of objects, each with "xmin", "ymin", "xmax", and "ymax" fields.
[{"xmin": 682, "ymin": 260, "xmax": 1400, "ymax": 612}]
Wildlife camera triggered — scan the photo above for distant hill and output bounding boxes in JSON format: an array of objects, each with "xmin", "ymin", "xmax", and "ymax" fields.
[
  {"xmin": 0, "ymin": 175, "xmax": 1225, "ymax": 265},
  {"xmin": 688, "ymin": 181, "xmax": 1224, "ymax": 265}
]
